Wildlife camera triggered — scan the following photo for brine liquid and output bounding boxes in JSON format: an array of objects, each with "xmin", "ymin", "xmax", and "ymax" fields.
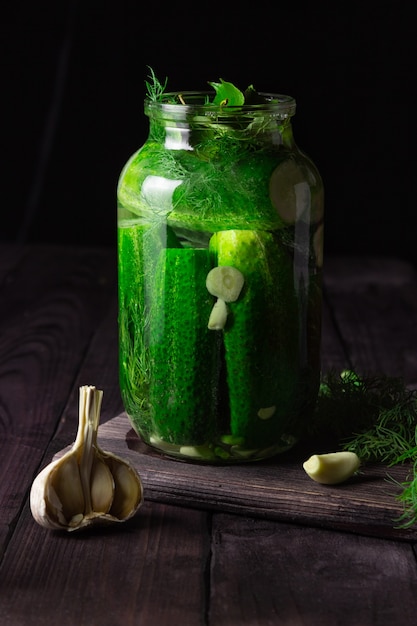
[{"xmin": 117, "ymin": 144, "xmax": 323, "ymax": 462}]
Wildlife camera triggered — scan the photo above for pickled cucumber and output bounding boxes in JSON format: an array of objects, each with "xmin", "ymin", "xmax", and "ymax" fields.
[
  {"xmin": 117, "ymin": 221, "xmax": 181, "ymax": 425},
  {"xmin": 209, "ymin": 230, "xmax": 301, "ymax": 448},
  {"xmin": 149, "ymin": 247, "xmax": 219, "ymax": 445}
]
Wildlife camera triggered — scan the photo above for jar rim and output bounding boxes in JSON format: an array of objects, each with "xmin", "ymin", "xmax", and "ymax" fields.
[{"xmin": 145, "ymin": 91, "xmax": 296, "ymax": 117}]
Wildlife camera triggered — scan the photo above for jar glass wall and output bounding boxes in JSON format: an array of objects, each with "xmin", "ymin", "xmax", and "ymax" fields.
[{"xmin": 117, "ymin": 91, "xmax": 324, "ymax": 463}]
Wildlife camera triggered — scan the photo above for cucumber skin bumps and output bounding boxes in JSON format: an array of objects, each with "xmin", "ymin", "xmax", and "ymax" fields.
[
  {"xmin": 117, "ymin": 79, "xmax": 323, "ymax": 462},
  {"xmin": 118, "ymin": 220, "xmax": 322, "ymax": 462},
  {"xmin": 209, "ymin": 230, "xmax": 300, "ymax": 450}
]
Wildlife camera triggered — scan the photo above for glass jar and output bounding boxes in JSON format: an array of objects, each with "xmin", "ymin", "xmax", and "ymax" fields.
[{"xmin": 117, "ymin": 91, "xmax": 324, "ymax": 463}]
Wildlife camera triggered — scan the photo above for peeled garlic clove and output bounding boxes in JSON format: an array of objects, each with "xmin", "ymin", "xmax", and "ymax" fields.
[
  {"xmin": 206, "ymin": 266, "xmax": 244, "ymax": 302},
  {"xmin": 303, "ymin": 451, "xmax": 360, "ymax": 485},
  {"xmin": 257, "ymin": 406, "xmax": 276, "ymax": 420},
  {"xmin": 30, "ymin": 386, "xmax": 144, "ymax": 531},
  {"xmin": 208, "ymin": 298, "xmax": 228, "ymax": 330}
]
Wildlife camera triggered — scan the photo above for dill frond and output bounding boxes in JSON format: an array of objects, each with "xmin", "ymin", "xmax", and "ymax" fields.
[
  {"xmin": 312, "ymin": 370, "xmax": 417, "ymax": 447},
  {"xmin": 145, "ymin": 66, "xmax": 168, "ymax": 102},
  {"xmin": 393, "ymin": 458, "xmax": 417, "ymax": 529},
  {"xmin": 313, "ymin": 370, "xmax": 417, "ymax": 528}
]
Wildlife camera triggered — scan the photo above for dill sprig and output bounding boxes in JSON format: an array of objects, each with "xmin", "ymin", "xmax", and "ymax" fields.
[
  {"xmin": 313, "ymin": 370, "xmax": 417, "ymax": 527},
  {"xmin": 312, "ymin": 370, "xmax": 413, "ymax": 441},
  {"xmin": 394, "ymin": 457, "xmax": 417, "ymax": 528},
  {"xmin": 388, "ymin": 430, "xmax": 417, "ymax": 528},
  {"xmin": 342, "ymin": 406, "xmax": 417, "ymax": 464},
  {"xmin": 145, "ymin": 66, "xmax": 168, "ymax": 102}
]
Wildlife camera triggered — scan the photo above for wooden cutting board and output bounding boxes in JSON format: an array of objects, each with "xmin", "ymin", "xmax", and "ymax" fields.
[{"xmin": 57, "ymin": 412, "xmax": 417, "ymax": 541}]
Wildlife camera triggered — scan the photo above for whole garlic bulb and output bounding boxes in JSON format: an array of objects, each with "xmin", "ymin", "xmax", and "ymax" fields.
[{"xmin": 30, "ymin": 386, "xmax": 143, "ymax": 531}]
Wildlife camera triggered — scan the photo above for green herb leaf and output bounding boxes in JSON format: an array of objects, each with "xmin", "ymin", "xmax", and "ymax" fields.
[{"xmin": 208, "ymin": 79, "xmax": 245, "ymax": 106}]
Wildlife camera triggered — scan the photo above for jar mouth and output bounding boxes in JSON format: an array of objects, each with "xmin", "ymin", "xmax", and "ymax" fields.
[{"xmin": 145, "ymin": 91, "xmax": 296, "ymax": 119}]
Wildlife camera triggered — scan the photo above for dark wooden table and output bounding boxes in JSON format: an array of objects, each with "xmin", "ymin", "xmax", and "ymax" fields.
[{"xmin": 1, "ymin": 243, "xmax": 417, "ymax": 625}]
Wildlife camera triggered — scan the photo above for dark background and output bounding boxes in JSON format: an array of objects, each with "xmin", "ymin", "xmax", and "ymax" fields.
[{"xmin": 2, "ymin": 1, "xmax": 414, "ymax": 264}]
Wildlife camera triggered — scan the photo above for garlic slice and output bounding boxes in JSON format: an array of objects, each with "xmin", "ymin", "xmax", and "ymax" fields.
[
  {"xmin": 30, "ymin": 386, "xmax": 143, "ymax": 531},
  {"xmin": 206, "ymin": 266, "xmax": 244, "ymax": 302}
]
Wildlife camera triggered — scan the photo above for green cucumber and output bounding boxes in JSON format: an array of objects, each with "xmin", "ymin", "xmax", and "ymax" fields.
[
  {"xmin": 117, "ymin": 221, "xmax": 181, "ymax": 426},
  {"xmin": 209, "ymin": 230, "xmax": 300, "ymax": 448},
  {"xmin": 149, "ymin": 247, "xmax": 219, "ymax": 445}
]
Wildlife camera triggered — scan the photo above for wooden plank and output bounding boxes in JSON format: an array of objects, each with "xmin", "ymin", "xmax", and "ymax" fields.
[
  {"xmin": 324, "ymin": 256, "xmax": 417, "ymax": 386},
  {"xmin": 1, "ymin": 249, "xmax": 417, "ymax": 626},
  {"xmin": 50, "ymin": 412, "xmax": 417, "ymax": 541},
  {"xmin": 0, "ymin": 501, "xmax": 208, "ymax": 626},
  {"xmin": 0, "ymin": 244, "xmax": 116, "ymax": 330},
  {"xmin": 48, "ymin": 294, "xmax": 124, "ymax": 452},
  {"xmin": 209, "ymin": 514, "xmax": 417, "ymax": 626},
  {"xmin": 0, "ymin": 244, "xmax": 26, "ymax": 280},
  {"xmin": 0, "ymin": 246, "xmax": 117, "ymax": 446},
  {"xmin": 0, "ymin": 245, "xmax": 116, "ymax": 551},
  {"xmin": 0, "ymin": 245, "xmax": 116, "ymax": 445},
  {"xmin": 0, "ymin": 439, "xmax": 42, "ymax": 557},
  {"xmin": 320, "ymin": 296, "xmax": 350, "ymax": 373}
]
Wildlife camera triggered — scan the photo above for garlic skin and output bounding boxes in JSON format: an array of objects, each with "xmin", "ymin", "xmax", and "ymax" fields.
[
  {"xmin": 303, "ymin": 451, "xmax": 361, "ymax": 485},
  {"xmin": 30, "ymin": 386, "xmax": 143, "ymax": 531}
]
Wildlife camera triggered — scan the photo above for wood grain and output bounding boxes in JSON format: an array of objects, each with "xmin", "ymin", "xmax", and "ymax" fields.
[
  {"xmin": 67, "ymin": 412, "xmax": 416, "ymax": 542},
  {"xmin": 1, "ymin": 247, "xmax": 417, "ymax": 626},
  {"xmin": 50, "ymin": 252, "xmax": 417, "ymax": 543},
  {"xmin": 324, "ymin": 256, "xmax": 417, "ymax": 386},
  {"xmin": 209, "ymin": 514, "xmax": 417, "ymax": 626},
  {"xmin": 0, "ymin": 245, "xmax": 117, "ymax": 554},
  {"xmin": 0, "ymin": 501, "xmax": 209, "ymax": 626}
]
